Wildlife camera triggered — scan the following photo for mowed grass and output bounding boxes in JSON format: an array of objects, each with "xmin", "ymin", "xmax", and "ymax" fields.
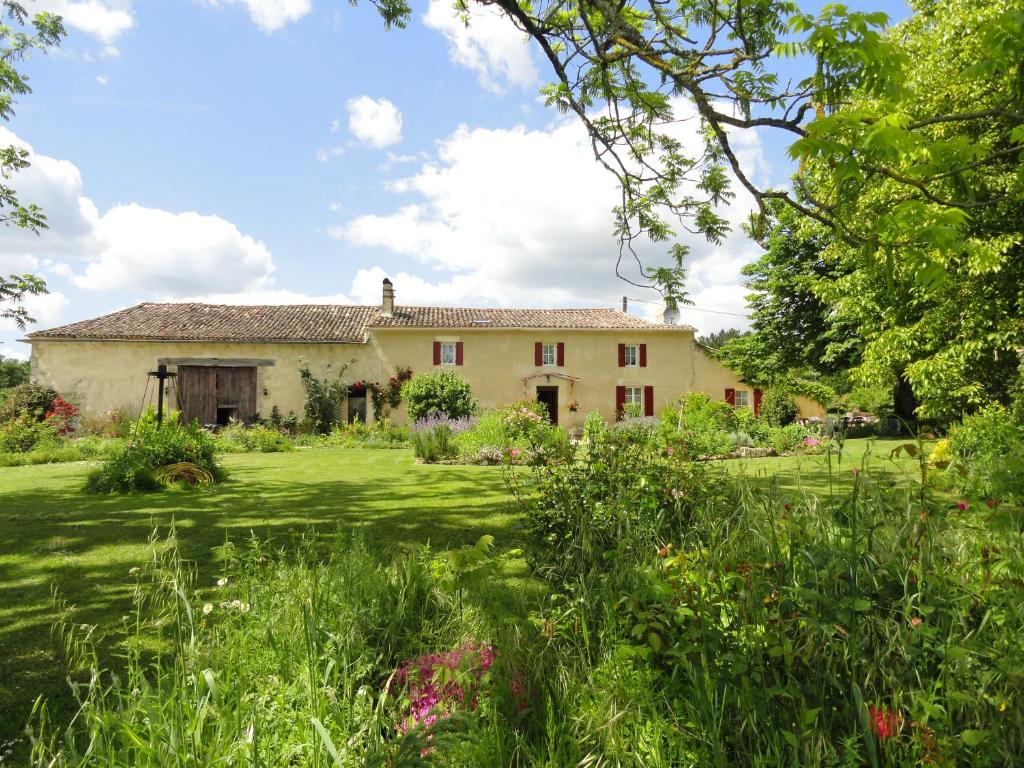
[
  {"xmin": 0, "ymin": 437, "xmax": 932, "ymax": 750},
  {"xmin": 0, "ymin": 448, "xmax": 515, "ymax": 750}
]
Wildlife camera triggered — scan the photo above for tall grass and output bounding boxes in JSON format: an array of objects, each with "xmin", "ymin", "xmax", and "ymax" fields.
[{"xmin": 24, "ymin": 446, "xmax": 1024, "ymax": 766}]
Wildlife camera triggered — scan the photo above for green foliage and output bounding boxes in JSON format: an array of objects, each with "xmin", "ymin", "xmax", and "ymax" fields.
[
  {"xmin": 0, "ymin": 434, "xmax": 122, "ymax": 467},
  {"xmin": 402, "ymin": 370, "xmax": 475, "ymax": 421},
  {"xmin": 768, "ymin": 423, "xmax": 813, "ymax": 454},
  {"xmin": 409, "ymin": 422, "xmax": 460, "ymax": 463},
  {"xmin": 759, "ymin": 387, "xmax": 799, "ymax": 427},
  {"xmin": 0, "ymin": 381, "xmax": 55, "ymax": 422},
  {"xmin": 0, "ymin": 353, "xmax": 28, "ymax": 388},
  {"xmin": 298, "ymin": 360, "xmax": 351, "ymax": 435},
  {"xmin": 696, "ymin": 327, "xmax": 746, "ymax": 351},
  {"xmin": 0, "ymin": 414, "xmax": 54, "ymax": 452},
  {"xmin": 215, "ymin": 422, "xmax": 293, "ymax": 453},
  {"xmin": 457, "ymin": 401, "xmax": 567, "ymax": 463},
  {"xmin": 85, "ymin": 410, "xmax": 224, "ymax": 493},
  {"xmin": 669, "ymin": 393, "xmax": 737, "ymax": 458},
  {"xmin": 946, "ymin": 405, "xmax": 1024, "ymax": 501}
]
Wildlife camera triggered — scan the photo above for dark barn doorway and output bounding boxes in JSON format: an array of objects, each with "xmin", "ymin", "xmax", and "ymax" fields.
[
  {"xmin": 177, "ymin": 365, "xmax": 257, "ymax": 427},
  {"xmin": 347, "ymin": 386, "xmax": 367, "ymax": 423},
  {"xmin": 536, "ymin": 385, "xmax": 559, "ymax": 426}
]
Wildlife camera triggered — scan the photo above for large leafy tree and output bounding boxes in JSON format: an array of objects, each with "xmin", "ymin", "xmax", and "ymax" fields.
[{"xmin": 1, "ymin": 2, "xmax": 64, "ymax": 328}]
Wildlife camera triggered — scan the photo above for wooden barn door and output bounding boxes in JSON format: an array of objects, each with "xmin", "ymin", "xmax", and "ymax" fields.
[
  {"xmin": 177, "ymin": 366, "xmax": 217, "ymax": 426},
  {"xmin": 216, "ymin": 367, "xmax": 257, "ymax": 423}
]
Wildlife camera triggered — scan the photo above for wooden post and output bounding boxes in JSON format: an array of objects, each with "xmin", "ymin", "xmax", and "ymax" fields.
[{"xmin": 147, "ymin": 364, "xmax": 176, "ymax": 428}]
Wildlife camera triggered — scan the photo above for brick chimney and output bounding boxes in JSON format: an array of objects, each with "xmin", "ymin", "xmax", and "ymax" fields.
[{"xmin": 382, "ymin": 277, "xmax": 395, "ymax": 317}]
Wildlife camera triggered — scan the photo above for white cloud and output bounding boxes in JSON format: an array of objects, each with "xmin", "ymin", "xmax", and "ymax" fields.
[
  {"xmin": 315, "ymin": 145, "xmax": 344, "ymax": 162},
  {"xmin": 341, "ymin": 110, "xmax": 764, "ymax": 336},
  {"xmin": 33, "ymin": 0, "xmax": 135, "ymax": 45},
  {"xmin": 423, "ymin": 0, "xmax": 537, "ymax": 93},
  {"xmin": 327, "ymin": 201, "xmax": 344, "ymax": 212},
  {"xmin": 1, "ymin": 345, "xmax": 30, "ymax": 361},
  {"xmin": 101, "ymin": 44, "xmax": 120, "ymax": 57},
  {"xmin": 95, "ymin": 74, "xmax": 109, "ymax": 85},
  {"xmin": 211, "ymin": 0, "xmax": 312, "ymax": 33},
  {"xmin": 0, "ymin": 129, "xmax": 276, "ymax": 301},
  {"xmin": 0, "ymin": 291, "xmax": 69, "ymax": 333},
  {"xmin": 346, "ymin": 95, "xmax": 403, "ymax": 149}
]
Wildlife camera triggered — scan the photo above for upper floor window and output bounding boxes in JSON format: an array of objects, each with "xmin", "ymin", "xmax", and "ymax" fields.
[
  {"xmin": 623, "ymin": 344, "xmax": 639, "ymax": 367},
  {"xmin": 542, "ymin": 343, "xmax": 556, "ymax": 366},
  {"xmin": 734, "ymin": 390, "xmax": 750, "ymax": 409},
  {"xmin": 440, "ymin": 342, "xmax": 456, "ymax": 365}
]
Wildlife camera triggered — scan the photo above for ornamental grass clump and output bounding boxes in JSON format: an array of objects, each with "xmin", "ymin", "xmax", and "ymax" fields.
[{"xmin": 409, "ymin": 413, "xmax": 474, "ymax": 462}]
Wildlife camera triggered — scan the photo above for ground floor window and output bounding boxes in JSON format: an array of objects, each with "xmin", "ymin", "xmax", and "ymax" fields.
[
  {"xmin": 734, "ymin": 389, "xmax": 750, "ymax": 409},
  {"xmin": 440, "ymin": 342, "xmax": 456, "ymax": 365}
]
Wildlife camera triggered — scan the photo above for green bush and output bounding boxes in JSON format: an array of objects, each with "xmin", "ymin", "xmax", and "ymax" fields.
[
  {"xmin": 661, "ymin": 393, "xmax": 738, "ymax": 458},
  {"xmin": 402, "ymin": 370, "xmax": 476, "ymax": 421},
  {"xmin": 86, "ymin": 411, "xmax": 224, "ymax": 493},
  {"xmin": 733, "ymin": 406, "xmax": 771, "ymax": 445},
  {"xmin": 0, "ymin": 382, "xmax": 57, "ymax": 423},
  {"xmin": 0, "ymin": 435, "xmax": 122, "ymax": 466},
  {"xmin": 457, "ymin": 401, "xmax": 567, "ymax": 460},
  {"xmin": 0, "ymin": 416, "xmax": 57, "ymax": 452},
  {"xmin": 946, "ymin": 404, "xmax": 1024, "ymax": 501},
  {"xmin": 768, "ymin": 423, "xmax": 811, "ymax": 454},
  {"xmin": 759, "ymin": 387, "xmax": 798, "ymax": 426},
  {"xmin": 215, "ymin": 422, "xmax": 293, "ymax": 453},
  {"xmin": 409, "ymin": 414, "xmax": 470, "ymax": 462}
]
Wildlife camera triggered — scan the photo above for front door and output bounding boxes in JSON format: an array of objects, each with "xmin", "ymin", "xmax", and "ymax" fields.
[{"xmin": 536, "ymin": 386, "xmax": 558, "ymax": 425}]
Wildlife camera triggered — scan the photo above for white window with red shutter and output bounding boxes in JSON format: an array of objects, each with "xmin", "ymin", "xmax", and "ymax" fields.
[
  {"xmin": 542, "ymin": 343, "xmax": 556, "ymax": 366},
  {"xmin": 623, "ymin": 344, "xmax": 639, "ymax": 367},
  {"xmin": 440, "ymin": 342, "xmax": 456, "ymax": 365}
]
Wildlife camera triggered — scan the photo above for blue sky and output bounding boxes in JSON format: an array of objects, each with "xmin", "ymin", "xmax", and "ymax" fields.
[{"xmin": 2, "ymin": 0, "xmax": 909, "ymax": 358}]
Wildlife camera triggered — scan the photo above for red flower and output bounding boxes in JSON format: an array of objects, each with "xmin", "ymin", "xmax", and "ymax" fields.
[
  {"xmin": 868, "ymin": 705, "xmax": 902, "ymax": 740},
  {"xmin": 783, "ymin": 503, "xmax": 792, "ymax": 512},
  {"xmin": 986, "ymin": 498, "xmax": 1000, "ymax": 509},
  {"xmin": 956, "ymin": 501, "xmax": 969, "ymax": 512}
]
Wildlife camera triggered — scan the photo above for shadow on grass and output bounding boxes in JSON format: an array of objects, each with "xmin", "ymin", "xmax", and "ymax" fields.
[{"xmin": 0, "ymin": 449, "xmax": 517, "ymax": 751}]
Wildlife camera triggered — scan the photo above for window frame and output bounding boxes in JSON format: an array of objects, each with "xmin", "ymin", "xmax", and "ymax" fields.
[
  {"xmin": 624, "ymin": 386, "xmax": 643, "ymax": 406},
  {"xmin": 541, "ymin": 343, "xmax": 557, "ymax": 366},
  {"xmin": 440, "ymin": 342, "xmax": 457, "ymax": 366},
  {"xmin": 623, "ymin": 344, "xmax": 639, "ymax": 367},
  {"xmin": 734, "ymin": 389, "xmax": 750, "ymax": 409}
]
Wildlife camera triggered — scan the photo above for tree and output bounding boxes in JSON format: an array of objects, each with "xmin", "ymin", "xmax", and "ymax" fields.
[
  {"xmin": 696, "ymin": 328, "xmax": 746, "ymax": 351},
  {"xmin": 364, "ymin": 0, "xmax": 1022, "ymax": 308},
  {"xmin": 1, "ymin": 2, "xmax": 64, "ymax": 327},
  {"xmin": 0, "ymin": 353, "xmax": 28, "ymax": 389}
]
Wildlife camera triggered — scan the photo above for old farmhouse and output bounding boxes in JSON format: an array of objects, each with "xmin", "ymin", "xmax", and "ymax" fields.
[{"xmin": 25, "ymin": 279, "xmax": 820, "ymax": 428}]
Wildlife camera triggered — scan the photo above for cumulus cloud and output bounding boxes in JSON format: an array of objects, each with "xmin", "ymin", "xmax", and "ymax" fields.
[
  {"xmin": 33, "ymin": 0, "xmax": 135, "ymax": 45},
  {"xmin": 205, "ymin": 0, "xmax": 312, "ymax": 32},
  {"xmin": 0, "ymin": 291, "xmax": 69, "ymax": 333},
  {"xmin": 341, "ymin": 110, "xmax": 763, "ymax": 335},
  {"xmin": 423, "ymin": 0, "xmax": 537, "ymax": 93},
  {"xmin": 0, "ymin": 129, "xmax": 276, "ymax": 301},
  {"xmin": 346, "ymin": 95, "xmax": 403, "ymax": 149}
]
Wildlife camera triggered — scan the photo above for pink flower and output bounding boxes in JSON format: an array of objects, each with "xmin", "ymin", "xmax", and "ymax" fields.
[
  {"xmin": 956, "ymin": 501, "xmax": 969, "ymax": 512},
  {"xmin": 803, "ymin": 436, "xmax": 820, "ymax": 447},
  {"xmin": 509, "ymin": 448, "xmax": 521, "ymax": 459},
  {"xmin": 666, "ymin": 446, "xmax": 674, "ymax": 455}
]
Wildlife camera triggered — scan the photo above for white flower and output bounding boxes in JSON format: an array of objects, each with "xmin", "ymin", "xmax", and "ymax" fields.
[
  {"xmin": 129, "ymin": 567, "xmax": 140, "ymax": 575},
  {"xmin": 216, "ymin": 577, "xmax": 228, "ymax": 587},
  {"xmin": 202, "ymin": 603, "xmax": 214, "ymax": 615}
]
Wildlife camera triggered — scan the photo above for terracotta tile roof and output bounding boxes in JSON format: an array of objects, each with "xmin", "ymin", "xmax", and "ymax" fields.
[
  {"xmin": 370, "ymin": 306, "xmax": 690, "ymax": 331},
  {"xmin": 28, "ymin": 303, "xmax": 379, "ymax": 343},
  {"xmin": 28, "ymin": 302, "xmax": 691, "ymax": 342}
]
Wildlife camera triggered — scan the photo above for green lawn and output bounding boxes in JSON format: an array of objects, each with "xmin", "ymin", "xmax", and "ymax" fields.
[
  {"xmin": 0, "ymin": 437, "xmax": 931, "ymax": 750},
  {"xmin": 0, "ymin": 448, "xmax": 516, "ymax": 749}
]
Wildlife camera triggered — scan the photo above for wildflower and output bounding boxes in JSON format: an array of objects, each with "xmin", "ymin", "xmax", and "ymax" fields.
[
  {"xmin": 217, "ymin": 577, "xmax": 228, "ymax": 587},
  {"xmin": 666, "ymin": 446, "xmax": 674, "ymax": 455},
  {"xmin": 128, "ymin": 567, "xmax": 140, "ymax": 575},
  {"xmin": 671, "ymin": 488, "xmax": 682, "ymax": 499},
  {"xmin": 986, "ymin": 498, "xmax": 1000, "ymax": 509},
  {"xmin": 783, "ymin": 503, "xmax": 791, "ymax": 512},
  {"xmin": 656, "ymin": 543, "xmax": 672, "ymax": 558},
  {"xmin": 909, "ymin": 616, "xmax": 922, "ymax": 628},
  {"xmin": 203, "ymin": 603, "xmax": 214, "ymax": 615},
  {"xmin": 509, "ymin": 448, "xmax": 521, "ymax": 459},
  {"xmin": 956, "ymin": 500, "xmax": 969, "ymax": 512},
  {"xmin": 868, "ymin": 705, "xmax": 903, "ymax": 740},
  {"xmin": 803, "ymin": 436, "xmax": 821, "ymax": 447}
]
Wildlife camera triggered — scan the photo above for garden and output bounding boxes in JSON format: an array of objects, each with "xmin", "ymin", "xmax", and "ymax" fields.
[{"xmin": 1, "ymin": 365, "xmax": 1022, "ymax": 766}]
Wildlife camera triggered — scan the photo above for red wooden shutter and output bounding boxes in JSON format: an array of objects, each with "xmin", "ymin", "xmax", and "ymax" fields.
[
  {"xmin": 754, "ymin": 388, "xmax": 763, "ymax": 416},
  {"xmin": 432, "ymin": 341, "xmax": 441, "ymax": 365},
  {"xmin": 615, "ymin": 386, "xmax": 626, "ymax": 420},
  {"xmin": 643, "ymin": 385, "xmax": 654, "ymax": 417},
  {"xmin": 535, "ymin": 341, "xmax": 543, "ymax": 366},
  {"xmin": 639, "ymin": 343, "xmax": 647, "ymax": 367},
  {"xmin": 556, "ymin": 342, "xmax": 565, "ymax": 367},
  {"xmin": 725, "ymin": 388, "xmax": 736, "ymax": 406},
  {"xmin": 455, "ymin": 341, "xmax": 464, "ymax": 366},
  {"xmin": 617, "ymin": 343, "xmax": 626, "ymax": 367}
]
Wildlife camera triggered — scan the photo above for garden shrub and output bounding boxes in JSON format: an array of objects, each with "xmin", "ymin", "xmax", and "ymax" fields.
[
  {"xmin": 0, "ymin": 434, "xmax": 122, "ymax": 467},
  {"xmin": 0, "ymin": 416, "xmax": 56, "ymax": 452},
  {"xmin": 758, "ymin": 387, "xmax": 798, "ymax": 426},
  {"xmin": 298, "ymin": 361, "xmax": 350, "ymax": 435},
  {"xmin": 946, "ymin": 404, "xmax": 1024, "ymax": 501},
  {"xmin": 733, "ymin": 405, "xmax": 771, "ymax": 445},
  {"xmin": 215, "ymin": 422, "xmax": 293, "ymax": 453},
  {"xmin": 79, "ymin": 407, "xmax": 135, "ymax": 438},
  {"xmin": 665, "ymin": 393, "xmax": 738, "ymax": 457},
  {"xmin": 768, "ymin": 423, "xmax": 811, "ymax": 454},
  {"xmin": 409, "ymin": 413, "xmax": 473, "ymax": 462},
  {"xmin": 0, "ymin": 382, "xmax": 57, "ymax": 423},
  {"xmin": 456, "ymin": 400, "xmax": 568, "ymax": 462},
  {"xmin": 402, "ymin": 370, "xmax": 476, "ymax": 421},
  {"xmin": 85, "ymin": 410, "xmax": 224, "ymax": 492}
]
